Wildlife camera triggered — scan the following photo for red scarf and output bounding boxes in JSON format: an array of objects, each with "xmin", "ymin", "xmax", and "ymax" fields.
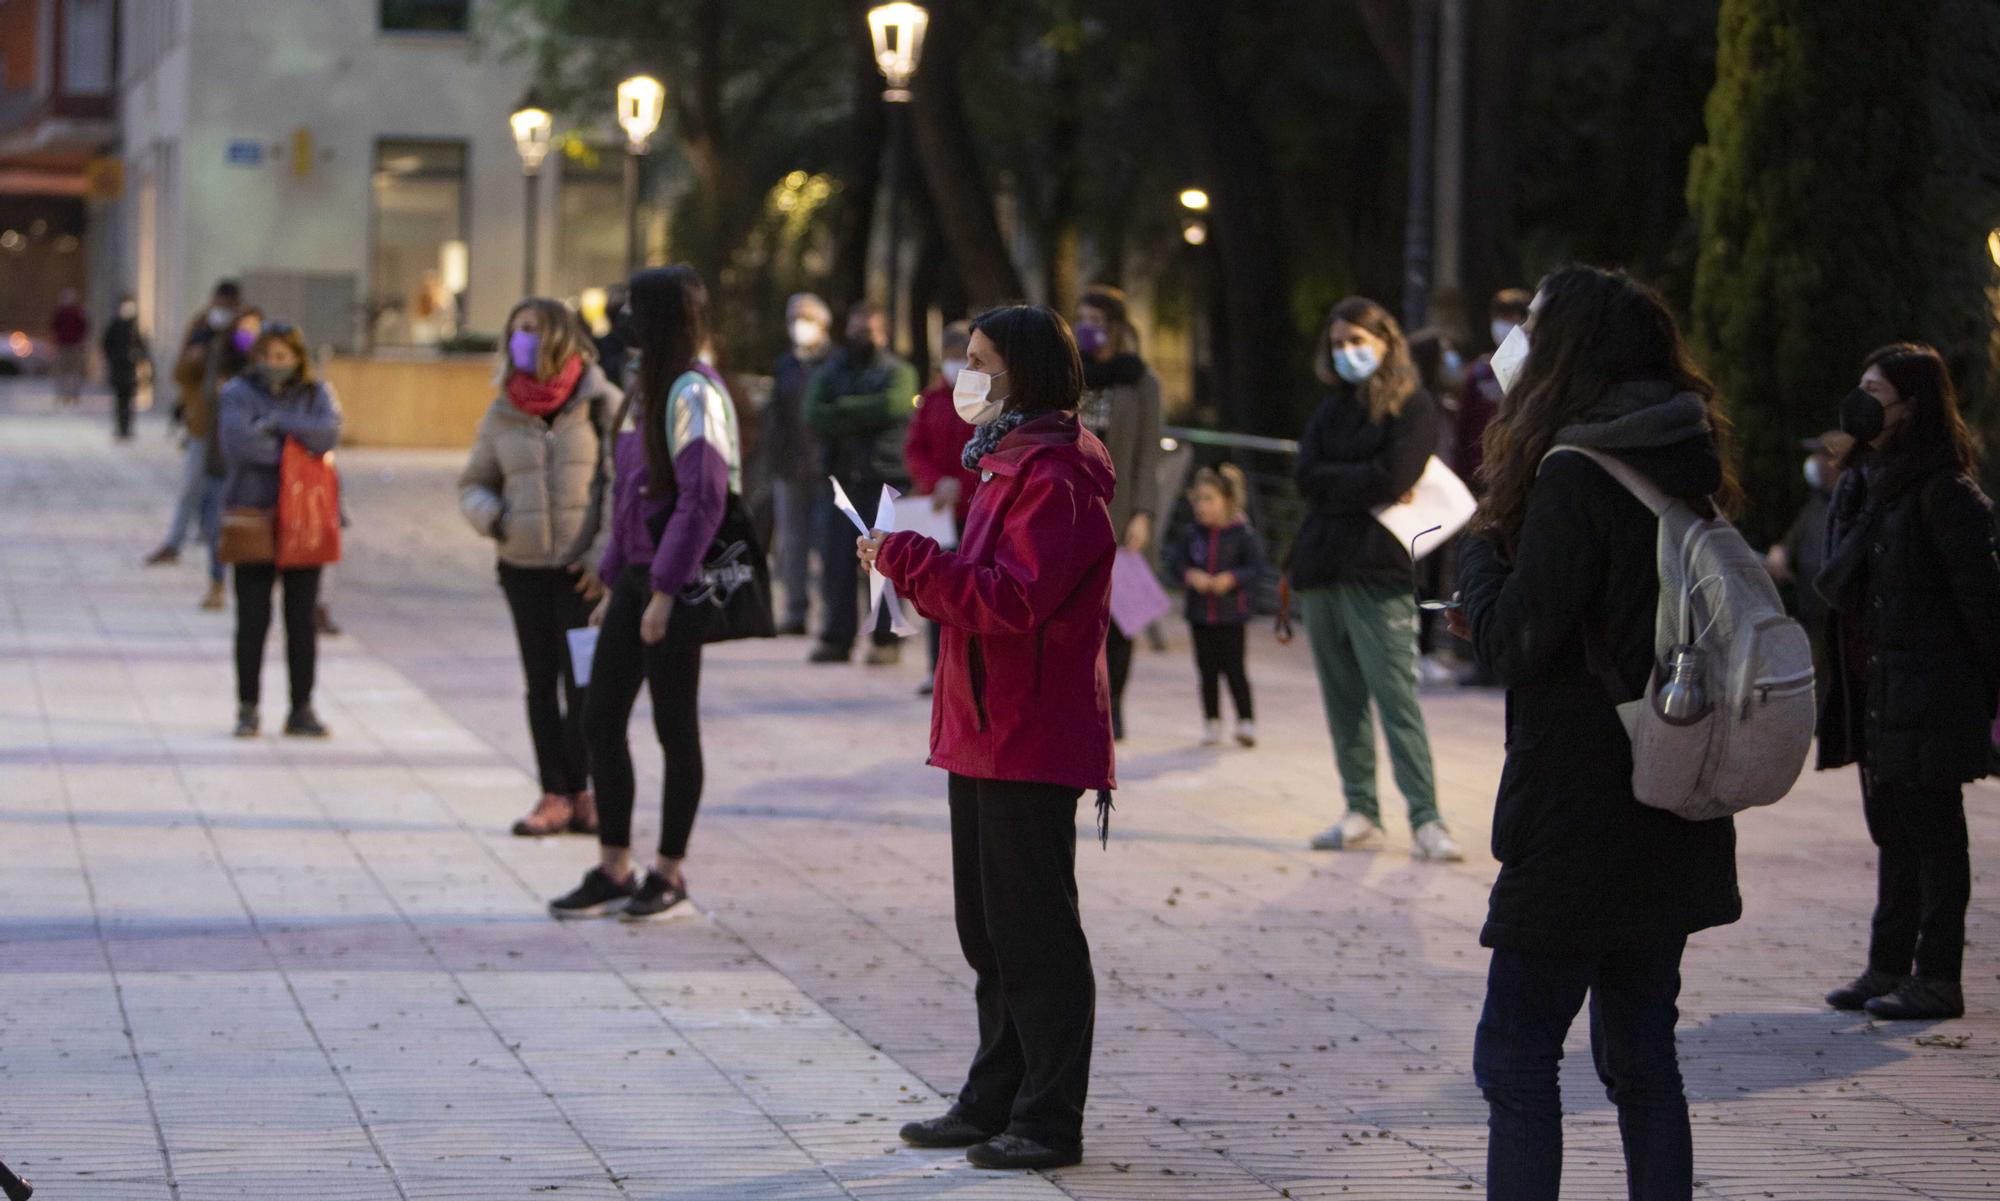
[{"xmin": 506, "ymin": 354, "xmax": 585, "ymax": 418}]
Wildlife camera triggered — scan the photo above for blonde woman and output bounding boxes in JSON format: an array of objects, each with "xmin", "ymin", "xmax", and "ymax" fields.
[{"xmin": 459, "ymin": 299, "xmax": 622, "ymax": 836}]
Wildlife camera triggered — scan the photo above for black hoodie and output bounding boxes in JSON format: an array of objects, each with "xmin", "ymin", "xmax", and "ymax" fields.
[{"xmin": 1457, "ymin": 380, "xmax": 1742, "ymax": 957}]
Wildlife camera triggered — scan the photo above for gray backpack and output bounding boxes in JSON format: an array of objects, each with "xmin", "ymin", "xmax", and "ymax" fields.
[{"xmin": 1547, "ymin": 446, "xmax": 1817, "ymax": 821}]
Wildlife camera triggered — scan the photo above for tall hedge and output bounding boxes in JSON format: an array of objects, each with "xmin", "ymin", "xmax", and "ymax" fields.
[{"xmin": 1687, "ymin": 0, "xmax": 2000, "ymax": 541}]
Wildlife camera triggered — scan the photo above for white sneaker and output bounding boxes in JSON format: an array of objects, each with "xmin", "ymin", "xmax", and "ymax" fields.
[
  {"xmin": 1413, "ymin": 820, "xmax": 1466, "ymax": 863},
  {"xmin": 1234, "ymin": 720, "xmax": 1257, "ymax": 748},
  {"xmin": 1200, "ymin": 719, "xmax": 1224, "ymax": 746},
  {"xmin": 1309, "ymin": 811, "xmax": 1382, "ymax": 851}
]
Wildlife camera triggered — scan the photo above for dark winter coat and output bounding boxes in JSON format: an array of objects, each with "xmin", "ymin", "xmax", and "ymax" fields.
[
  {"xmin": 764, "ymin": 345, "xmax": 830, "ymax": 484},
  {"xmin": 876, "ymin": 411, "xmax": 1118, "ymax": 792},
  {"xmin": 1815, "ymin": 457, "xmax": 2000, "ymax": 788},
  {"xmin": 100, "ymin": 316, "xmax": 149, "ymax": 392},
  {"xmin": 1289, "ymin": 385, "xmax": 1439, "ymax": 590},
  {"xmin": 1164, "ymin": 518, "xmax": 1269, "ymax": 625},
  {"xmin": 804, "ymin": 344, "xmax": 918, "ymax": 486},
  {"xmin": 1457, "ymin": 381, "xmax": 1742, "ymax": 958},
  {"xmin": 217, "ymin": 374, "xmax": 343, "ymax": 510}
]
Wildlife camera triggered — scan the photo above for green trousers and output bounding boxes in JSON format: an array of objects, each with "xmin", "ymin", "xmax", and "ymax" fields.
[{"xmin": 1298, "ymin": 579, "xmax": 1439, "ymax": 829}]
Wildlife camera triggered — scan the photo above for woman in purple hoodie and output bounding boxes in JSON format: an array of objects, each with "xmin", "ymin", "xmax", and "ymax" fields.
[{"xmin": 548, "ymin": 265, "xmax": 739, "ymax": 922}]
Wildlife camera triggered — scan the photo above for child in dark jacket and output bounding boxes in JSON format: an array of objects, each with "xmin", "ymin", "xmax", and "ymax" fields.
[{"xmin": 1166, "ymin": 464, "xmax": 1268, "ymax": 746}]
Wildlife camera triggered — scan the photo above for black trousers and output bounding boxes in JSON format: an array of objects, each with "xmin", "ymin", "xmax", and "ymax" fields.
[
  {"xmin": 234, "ymin": 563, "xmax": 321, "ymax": 709},
  {"xmin": 1862, "ymin": 772, "xmax": 1969, "ymax": 982},
  {"xmin": 947, "ymin": 773, "xmax": 1095, "ymax": 1151},
  {"xmin": 1190, "ymin": 622, "xmax": 1253, "ymax": 721},
  {"xmin": 112, "ymin": 382, "xmax": 137, "ymax": 439},
  {"xmin": 1105, "ymin": 627, "xmax": 1133, "ymax": 730},
  {"xmin": 587, "ymin": 567, "xmax": 705, "ymax": 860},
  {"xmin": 498, "ymin": 563, "xmax": 595, "ymax": 796}
]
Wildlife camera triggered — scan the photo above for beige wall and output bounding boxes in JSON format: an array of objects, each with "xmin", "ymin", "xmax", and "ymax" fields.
[{"xmin": 326, "ymin": 355, "xmax": 493, "ymax": 448}]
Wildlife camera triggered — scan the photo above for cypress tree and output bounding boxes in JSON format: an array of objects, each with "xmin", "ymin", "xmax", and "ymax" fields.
[{"xmin": 1687, "ymin": 0, "xmax": 2000, "ymax": 540}]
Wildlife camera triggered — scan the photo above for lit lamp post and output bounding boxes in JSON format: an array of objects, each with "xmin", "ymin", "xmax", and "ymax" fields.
[
  {"xmin": 617, "ymin": 73, "xmax": 666, "ymax": 276},
  {"xmin": 867, "ymin": 3, "xmax": 927, "ymax": 352},
  {"xmin": 1179, "ymin": 187, "xmax": 1211, "ymax": 413},
  {"xmin": 509, "ymin": 103, "xmax": 553, "ymax": 296}
]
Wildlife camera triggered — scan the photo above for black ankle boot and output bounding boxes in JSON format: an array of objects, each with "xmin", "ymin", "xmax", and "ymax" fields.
[
  {"xmin": 1826, "ymin": 969, "xmax": 1906, "ymax": 1011},
  {"xmin": 1864, "ymin": 977, "xmax": 1964, "ymax": 1021}
]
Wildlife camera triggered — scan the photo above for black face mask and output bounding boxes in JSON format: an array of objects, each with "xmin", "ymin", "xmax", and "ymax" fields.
[
  {"xmin": 1838, "ymin": 387, "xmax": 1896, "ymax": 443},
  {"xmin": 845, "ymin": 334, "xmax": 877, "ymax": 363}
]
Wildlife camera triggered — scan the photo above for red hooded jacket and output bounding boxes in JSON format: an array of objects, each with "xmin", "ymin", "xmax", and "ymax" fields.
[{"xmin": 876, "ymin": 411, "xmax": 1118, "ymax": 792}]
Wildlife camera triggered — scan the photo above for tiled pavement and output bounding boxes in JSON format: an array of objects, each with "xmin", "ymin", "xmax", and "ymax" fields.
[{"xmin": 1, "ymin": 381, "xmax": 1996, "ymax": 1199}]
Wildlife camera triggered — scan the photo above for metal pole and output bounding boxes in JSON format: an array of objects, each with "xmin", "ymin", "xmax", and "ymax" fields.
[
  {"xmin": 523, "ymin": 170, "xmax": 540, "ymax": 296},
  {"xmin": 883, "ymin": 101, "xmax": 905, "ymax": 353},
  {"xmin": 623, "ymin": 146, "xmax": 642, "ymax": 277},
  {"xmin": 1401, "ymin": 0, "xmax": 1438, "ymax": 330}
]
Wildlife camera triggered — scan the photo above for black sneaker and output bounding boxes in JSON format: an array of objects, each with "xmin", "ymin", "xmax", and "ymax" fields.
[
  {"xmin": 1864, "ymin": 976, "xmax": 1964, "ymax": 1021},
  {"xmin": 284, "ymin": 708, "xmax": 329, "ymax": 738},
  {"xmin": 1826, "ymin": 969, "xmax": 1907, "ymax": 1011},
  {"xmin": 233, "ymin": 704, "xmax": 260, "ymax": 739},
  {"xmin": 900, "ymin": 1111, "xmax": 1000, "ymax": 1149},
  {"xmin": 808, "ymin": 643, "xmax": 851, "ymax": 664},
  {"xmin": 620, "ymin": 871, "xmax": 691, "ymax": 921},
  {"xmin": 549, "ymin": 867, "xmax": 638, "ymax": 919},
  {"xmin": 966, "ymin": 1132, "xmax": 1081, "ymax": 1171}
]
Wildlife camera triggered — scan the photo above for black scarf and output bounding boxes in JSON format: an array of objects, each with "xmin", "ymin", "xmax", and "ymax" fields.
[
  {"xmin": 962, "ymin": 408, "xmax": 1032, "ymax": 471},
  {"xmin": 1082, "ymin": 353, "xmax": 1145, "ymax": 391},
  {"xmin": 1815, "ymin": 444, "xmax": 1955, "ymax": 615}
]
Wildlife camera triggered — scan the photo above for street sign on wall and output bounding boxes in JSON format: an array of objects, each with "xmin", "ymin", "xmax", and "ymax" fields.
[{"xmin": 226, "ymin": 140, "xmax": 264, "ymax": 166}]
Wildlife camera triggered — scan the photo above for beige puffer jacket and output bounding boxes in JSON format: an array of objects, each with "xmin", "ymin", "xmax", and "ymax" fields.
[{"xmin": 457, "ymin": 363, "xmax": 621, "ymax": 570}]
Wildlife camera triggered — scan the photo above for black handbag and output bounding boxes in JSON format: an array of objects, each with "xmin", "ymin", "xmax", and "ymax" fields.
[{"xmin": 647, "ymin": 490, "xmax": 776, "ymax": 644}]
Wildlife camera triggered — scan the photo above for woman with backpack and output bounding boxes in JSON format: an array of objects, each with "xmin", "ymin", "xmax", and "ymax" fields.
[
  {"xmin": 1817, "ymin": 342, "xmax": 2000, "ymax": 1022},
  {"xmin": 1454, "ymin": 266, "xmax": 1743, "ymax": 1200},
  {"xmin": 546, "ymin": 265, "xmax": 738, "ymax": 923},
  {"xmin": 459, "ymin": 298, "xmax": 621, "ymax": 838},
  {"xmin": 858, "ymin": 304, "xmax": 1115, "ymax": 1172}
]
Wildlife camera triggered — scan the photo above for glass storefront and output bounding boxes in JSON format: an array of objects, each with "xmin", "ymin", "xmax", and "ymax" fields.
[{"xmin": 369, "ymin": 139, "xmax": 467, "ymax": 347}]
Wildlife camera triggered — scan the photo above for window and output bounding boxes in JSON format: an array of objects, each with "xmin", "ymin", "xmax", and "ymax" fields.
[
  {"xmin": 379, "ymin": 0, "xmax": 469, "ymax": 33},
  {"xmin": 369, "ymin": 140, "xmax": 467, "ymax": 347}
]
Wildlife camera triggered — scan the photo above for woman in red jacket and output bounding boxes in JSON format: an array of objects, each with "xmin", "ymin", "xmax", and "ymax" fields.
[{"xmin": 860, "ymin": 304, "xmax": 1116, "ymax": 1172}]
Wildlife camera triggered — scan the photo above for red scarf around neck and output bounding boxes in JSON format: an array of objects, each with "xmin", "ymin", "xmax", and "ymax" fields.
[{"xmin": 506, "ymin": 354, "xmax": 585, "ymax": 418}]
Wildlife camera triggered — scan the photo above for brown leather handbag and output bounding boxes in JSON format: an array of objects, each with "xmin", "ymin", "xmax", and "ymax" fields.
[{"xmin": 218, "ymin": 506, "xmax": 276, "ymax": 565}]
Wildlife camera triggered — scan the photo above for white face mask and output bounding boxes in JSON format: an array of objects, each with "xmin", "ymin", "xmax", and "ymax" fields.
[
  {"xmin": 1804, "ymin": 458, "xmax": 1826, "ymax": 491},
  {"xmin": 1490, "ymin": 319, "xmax": 1517, "ymax": 349},
  {"xmin": 953, "ymin": 367, "xmax": 1008, "ymax": 426},
  {"xmin": 1332, "ymin": 344, "xmax": 1381, "ymax": 384},
  {"xmin": 208, "ymin": 306, "xmax": 233, "ymax": 328},
  {"xmin": 790, "ymin": 318, "xmax": 824, "ymax": 349},
  {"xmin": 941, "ymin": 357, "xmax": 967, "ymax": 388},
  {"xmin": 1490, "ymin": 324, "xmax": 1531, "ymax": 396},
  {"xmin": 118, "ymin": 301, "xmax": 139, "ymax": 320}
]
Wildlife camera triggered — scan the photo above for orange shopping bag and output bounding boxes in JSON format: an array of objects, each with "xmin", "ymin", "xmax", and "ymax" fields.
[{"xmin": 277, "ymin": 438, "xmax": 342, "ymax": 568}]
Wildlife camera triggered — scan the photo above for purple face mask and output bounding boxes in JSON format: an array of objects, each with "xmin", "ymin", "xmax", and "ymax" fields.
[
  {"xmin": 232, "ymin": 327, "xmax": 258, "ymax": 353},
  {"xmin": 509, "ymin": 330, "xmax": 540, "ymax": 373},
  {"xmin": 1074, "ymin": 323, "xmax": 1108, "ymax": 356}
]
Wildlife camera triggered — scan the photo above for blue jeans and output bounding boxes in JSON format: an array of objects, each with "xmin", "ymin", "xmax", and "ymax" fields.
[
  {"xmin": 1473, "ymin": 938, "xmax": 1692, "ymax": 1201},
  {"xmin": 163, "ymin": 437, "xmax": 225, "ymax": 583}
]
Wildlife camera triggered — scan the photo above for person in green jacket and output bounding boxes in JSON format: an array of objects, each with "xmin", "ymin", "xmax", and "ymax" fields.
[{"xmin": 805, "ymin": 301, "xmax": 918, "ymax": 664}]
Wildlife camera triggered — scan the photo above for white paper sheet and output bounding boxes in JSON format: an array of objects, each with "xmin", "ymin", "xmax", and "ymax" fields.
[
  {"xmin": 1373, "ymin": 455, "xmax": 1477, "ymax": 560},
  {"xmin": 891, "ymin": 494, "xmax": 960, "ymax": 549},
  {"xmin": 868, "ymin": 484, "xmax": 916, "ymax": 637},
  {"xmin": 566, "ymin": 626, "xmax": 599, "ymax": 689},
  {"xmin": 829, "ymin": 476, "xmax": 872, "ymax": 536}
]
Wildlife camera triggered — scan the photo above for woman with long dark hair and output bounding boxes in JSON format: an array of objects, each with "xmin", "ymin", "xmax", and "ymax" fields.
[
  {"xmin": 1455, "ymin": 266, "xmax": 1743, "ymax": 1199},
  {"xmin": 548, "ymin": 265, "xmax": 739, "ymax": 922},
  {"xmin": 859, "ymin": 304, "xmax": 1115, "ymax": 1172},
  {"xmin": 1292, "ymin": 297, "xmax": 1462, "ymax": 861},
  {"xmin": 1817, "ymin": 342, "xmax": 1999, "ymax": 1022}
]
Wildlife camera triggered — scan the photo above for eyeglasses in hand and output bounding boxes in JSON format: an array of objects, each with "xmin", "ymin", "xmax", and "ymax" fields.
[{"xmin": 1410, "ymin": 524, "xmax": 1460, "ymax": 611}]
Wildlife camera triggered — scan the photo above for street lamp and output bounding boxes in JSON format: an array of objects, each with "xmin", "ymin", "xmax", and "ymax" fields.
[
  {"xmin": 866, "ymin": 4, "xmax": 927, "ymax": 353},
  {"xmin": 867, "ymin": 3, "xmax": 929, "ymax": 102},
  {"xmin": 1178, "ymin": 187, "xmax": 1210, "ymax": 212},
  {"xmin": 617, "ymin": 73, "xmax": 666, "ymax": 275},
  {"xmin": 509, "ymin": 103, "xmax": 552, "ymax": 295},
  {"xmin": 1178, "ymin": 187, "xmax": 1212, "ymax": 414}
]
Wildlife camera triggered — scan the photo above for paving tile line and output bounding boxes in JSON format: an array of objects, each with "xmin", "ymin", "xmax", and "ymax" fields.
[
  {"xmin": 32, "ymin": 608, "xmax": 421, "ymax": 1199},
  {"xmin": 25, "ymin": 631, "xmax": 184, "ymax": 1201},
  {"xmin": 247, "ymin": 690, "xmax": 973, "ymax": 1201}
]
